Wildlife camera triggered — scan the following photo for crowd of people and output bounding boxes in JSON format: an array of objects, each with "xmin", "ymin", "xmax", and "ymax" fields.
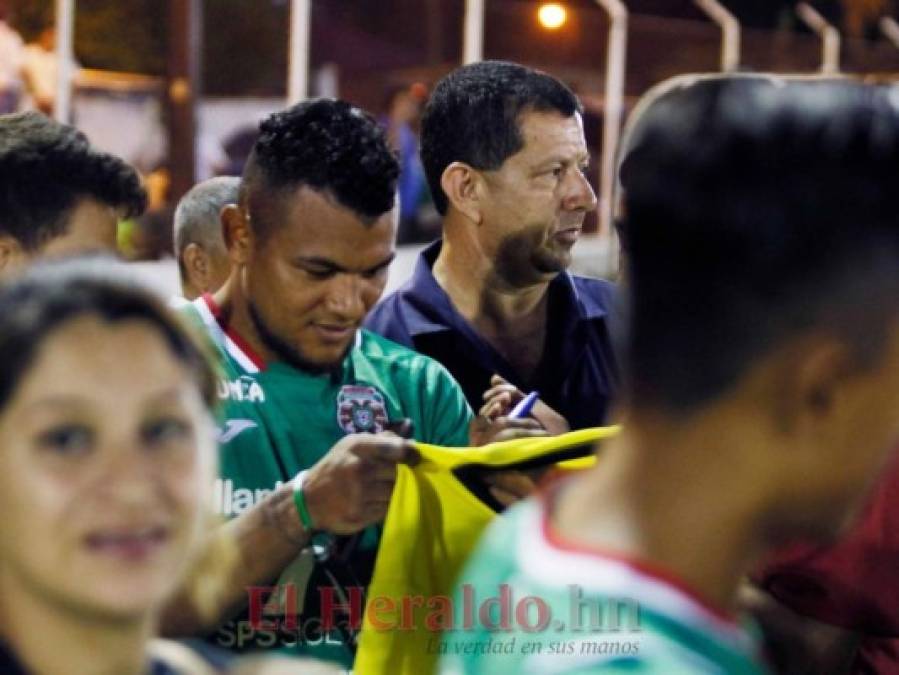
[
  {"xmin": 2, "ymin": 57, "xmax": 899, "ymax": 675},
  {"xmin": 0, "ymin": 2, "xmax": 65, "ymax": 116}
]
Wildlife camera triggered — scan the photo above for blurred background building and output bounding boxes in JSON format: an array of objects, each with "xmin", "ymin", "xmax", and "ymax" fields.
[{"xmin": 5, "ymin": 0, "xmax": 899, "ymax": 287}]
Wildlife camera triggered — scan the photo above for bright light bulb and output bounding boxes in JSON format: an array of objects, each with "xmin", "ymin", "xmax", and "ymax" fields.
[{"xmin": 538, "ymin": 3, "xmax": 567, "ymax": 30}]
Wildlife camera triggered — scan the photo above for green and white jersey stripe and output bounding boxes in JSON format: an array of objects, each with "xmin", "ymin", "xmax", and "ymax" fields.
[{"xmin": 439, "ymin": 498, "xmax": 769, "ymax": 675}]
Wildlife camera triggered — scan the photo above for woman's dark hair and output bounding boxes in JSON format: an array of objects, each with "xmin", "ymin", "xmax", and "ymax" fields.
[{"xmin": 0, "ymin": 258, "xmax": 217, "ymax": 412}]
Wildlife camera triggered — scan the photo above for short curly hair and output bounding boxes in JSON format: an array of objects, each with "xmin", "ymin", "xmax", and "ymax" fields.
[
  {"xmin": 0, "ymin": 112, "xmax": 147, "ymax": 251},
  {"xmin": 241, "ymin": 98, "xmax": 399, "ymax": 237}
]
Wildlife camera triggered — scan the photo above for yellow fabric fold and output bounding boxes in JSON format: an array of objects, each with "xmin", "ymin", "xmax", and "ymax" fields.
[{"xmin": 354, "ymin": 426, "xmax": 618, "ymax": 674}]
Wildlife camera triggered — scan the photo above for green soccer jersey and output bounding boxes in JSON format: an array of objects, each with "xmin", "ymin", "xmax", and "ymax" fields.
[
  {"xmin": 180, "ymin": 295, "xmax": 473, "ymax": 667},
  {"xmin": 438, "ymin": 498, "xmax": 769, "ymax": 675}
]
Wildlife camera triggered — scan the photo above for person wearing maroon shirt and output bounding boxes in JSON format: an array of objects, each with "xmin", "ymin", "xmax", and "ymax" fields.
[{"xmin": 757, "ymin": 454, "xmax": 899, "ymax": 673}]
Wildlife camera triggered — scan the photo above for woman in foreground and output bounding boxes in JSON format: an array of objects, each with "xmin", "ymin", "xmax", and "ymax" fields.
[{"xmin": 0, "ymin": 264, "xmax": 222, "ymax": 675}]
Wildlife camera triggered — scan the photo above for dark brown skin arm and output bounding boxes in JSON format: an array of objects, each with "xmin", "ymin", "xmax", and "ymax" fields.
[
  {"xmin": 160, "ymin": 483, "xmax": 310, "ymax": 636},
  {"xmin": 160, "ymin": 433, "xmax": 416, "ymax": 636}
]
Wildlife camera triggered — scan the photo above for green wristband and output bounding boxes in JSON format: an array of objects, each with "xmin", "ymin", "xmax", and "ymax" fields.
[{"xmin": 292, "ymin": 471, "xmax": 316, "ymax": 532}]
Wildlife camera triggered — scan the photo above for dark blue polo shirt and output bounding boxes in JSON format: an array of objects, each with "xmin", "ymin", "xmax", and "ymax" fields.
[{"xmin": 365, "ymin": 241, "xmax": 620, "ymax": 430}]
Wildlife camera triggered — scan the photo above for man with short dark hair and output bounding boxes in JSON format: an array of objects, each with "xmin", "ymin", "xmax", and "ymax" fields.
[
  {"xmin": 440, "ymin": 77, "xmax": 899, "ymax": 674},
  {"xmin": 0, "ymin": 111, "xmax": 146, "ymax": 275},
  {"xmin": 173, "ymin": 176, "xmax": 237, "ymax": 299},
  {"xmin": 164, "ymin": 98, "xmax": 538, "ymax": 667},
  {"xmin": 366, "ymin": 60, "xmax": 618, "ymax": 431}
]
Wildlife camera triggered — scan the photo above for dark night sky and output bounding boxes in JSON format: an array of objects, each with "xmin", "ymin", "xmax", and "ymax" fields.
[{"xmin": 8, "ymin": 0, "xmax": 896, "ymax": 99}]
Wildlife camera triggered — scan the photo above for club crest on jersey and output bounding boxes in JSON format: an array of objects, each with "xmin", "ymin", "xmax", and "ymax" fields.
[{"xmin": 336, "ymin": 385, "xmax": 389, "ymax": 433}]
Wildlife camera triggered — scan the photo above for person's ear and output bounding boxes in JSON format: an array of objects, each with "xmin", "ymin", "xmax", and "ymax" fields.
[
  {"xmin": 440, "ymin": 162, "xmax": 485, "ymax": 225},
  {"xmin": 741, "ymin": 338, "xmax": 852, "ymax": 491},
  {"xmin": 796, "ymin": 341, "xmax": 851, "ymax": 420},
  {"xmin": 768, "ymin": 338, "xmax": 851, "ymax": 441},
  {"xmin": 0, "ymin": 235, "xmax": 27, "ymax": 278},
  {"xmin": 182, "ymin": 243, "xmax": 209, "ymax": 292},
  {"xmin": 222, "ymin": 204, "xmax": 252, "ymax": 266}
]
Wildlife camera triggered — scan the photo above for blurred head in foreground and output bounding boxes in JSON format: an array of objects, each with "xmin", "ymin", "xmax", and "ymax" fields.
[
  {"xmin": 618, "ymin": 77, "xmax": 899, "ymax": 539},
  {"xmin": 0, "ymin": 261, "xmax": 219, "ymax": 673}
]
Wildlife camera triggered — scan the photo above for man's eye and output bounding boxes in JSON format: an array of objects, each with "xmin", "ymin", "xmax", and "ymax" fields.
[
  {"xmin": 305, "ymin": 268, "xmax": 334, "ymax": 280},
  {"xmin": 142, "ymin": 417, "xmax": 192, "ymax": 448},
  {"xmin": 37, "ymin": 425, "xmax": 93, "ymax": 456},
  {"xmin": 362, "ymin": 266, "xmax": 387, "ymax": 280},
  {"xmin": 551, "ymin": 166, "xmax": 564, "ymax": 178}
]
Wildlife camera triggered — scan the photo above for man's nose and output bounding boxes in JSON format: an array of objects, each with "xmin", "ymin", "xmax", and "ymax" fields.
[
  {"xmin": 323, "ymin": 274, "xmax": 365, "ymax": 321},
  {"xmin": 564, "ymin": 168, "xmax": 598, "ymax": 212}
]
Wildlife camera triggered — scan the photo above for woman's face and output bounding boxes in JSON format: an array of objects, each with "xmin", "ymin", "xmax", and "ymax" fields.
[{"xmin": 0, "ymin": 316, "xmax": 215, "ymax": 620}]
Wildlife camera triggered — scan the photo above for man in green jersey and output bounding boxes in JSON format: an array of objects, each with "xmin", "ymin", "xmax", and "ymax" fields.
[
  {"xmin": 440, "ymin": 77, "xmax": 899, "ymax": 673},
  {"xmin": 162, "ymin": 98, "xmax": 543, "ymax": 667}
]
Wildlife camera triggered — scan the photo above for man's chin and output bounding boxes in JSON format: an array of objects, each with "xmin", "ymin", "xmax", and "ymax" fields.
[
  {"xmin": 534, "ymin": 249, "xmax": 571, "ymax": 276},
  {"xmin": 283, "ymin": 344, "xmax": 351, "ymax": 374},
  {"xmin": 306, "ymin": 351, "xmax": 349, "ymax": 372},
  {"xmin": 248, "ymin": 301, "xmax": 354, "ymax": 373}
]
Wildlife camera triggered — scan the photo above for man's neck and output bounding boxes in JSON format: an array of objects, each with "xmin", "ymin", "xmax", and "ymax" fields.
[
  {"xmin": 434, "ymin": 233, "xmax": 551, "ymax": 381},
  {"xmin": 434, "ymin": 231, "xmax": 549, "ymax": 322},
  {"xmin": 554, "ymin": 413, "xmax": 772, "ymax": 613},
  {"xmin": 211, "ymin": 276, "xmax": 273, "ymax": 365},
  {"xmin": 0, "ymin": 574, "xmax": 153, "ymax": 675}
]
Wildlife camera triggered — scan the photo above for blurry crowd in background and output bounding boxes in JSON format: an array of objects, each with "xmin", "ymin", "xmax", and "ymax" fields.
[
  {"xmin": 5, "ymin": 0, "xmax": 899, "ymax": 266},
  {"xmin": 0, "ymin": 12, "xmax": 61, "ymax": 116},
  {"xmin": 0, "ymin": 0, "xmax": 445, "ymax": 261}
]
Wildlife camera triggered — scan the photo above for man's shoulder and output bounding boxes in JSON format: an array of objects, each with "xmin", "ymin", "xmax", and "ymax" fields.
[
  {"xmin": 172, "ymin": 298, "xmax": 243, "ymax": 379},
  {"xmin": 172, "ymin": 296, "xmax": 208, "ymax": 323},
  {"xmin": 174, "ymin": 298, "xmax": 218, "ymax": 344},
  {"xmin": 357, "ymin": 329, "xmax": 454, "ymax": 380},
  {"xmin": 171, "ymin": 294, "xmax": 196, "ymax": 312},
  {"xmin": 365, "ymin": 287, "xmax": 409, "ymax": 326},
  {"xmin": 449, "ymin": 502, "xmax": 762, "ymax": 675},
  {"xmin": 457, "ymin": 499, "xmax": 767, "ymax": 675},
  {"xmin": 458, "ymin": 499, "xmax": 540, "ymax": 582},
  {"xmin": 172, "ymin": 297, "xmax": 213, "ymax": 341},
  {"xmin": 366, "ymin": 244, "xmax": 450, "ymax": 339},
  {"xmin": 365, "ymin": 282, "xmax": 433, "ymax": 345}
]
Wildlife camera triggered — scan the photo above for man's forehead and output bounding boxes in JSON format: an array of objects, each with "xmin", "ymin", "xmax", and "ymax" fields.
[
  {"xmin": 283, "ymin": 185, "xmax": 395, "ymax": 225},
  {"xmin": 516, "ymin": 111, "xmax": 587, "ymax": 157},
  {"xmin": 253, "ymin": 184, "xmax": 396, "ymax": 249},
  {"xmin": 254, "ymin": 183, "xmax": 353, "ymax": 218}
]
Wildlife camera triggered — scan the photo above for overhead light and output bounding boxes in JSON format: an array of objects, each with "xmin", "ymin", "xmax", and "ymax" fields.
[{"xmin": 538, "ymin": 3, "xmax": 568, "ymax": 30}]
